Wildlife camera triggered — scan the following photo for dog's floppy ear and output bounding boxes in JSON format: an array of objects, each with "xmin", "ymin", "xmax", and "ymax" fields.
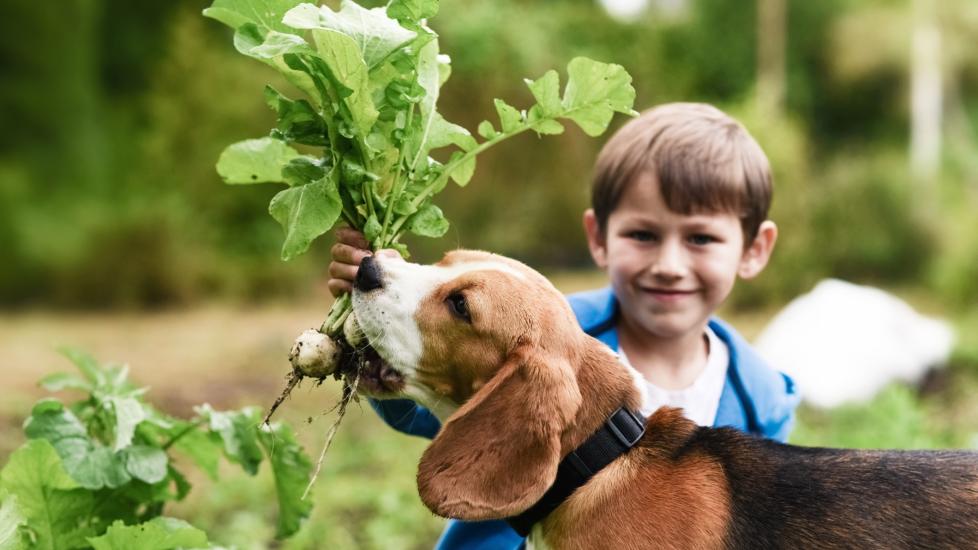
[{"xmin": 416, "ymin": 345, "xmax": 581, "ymax": 520}]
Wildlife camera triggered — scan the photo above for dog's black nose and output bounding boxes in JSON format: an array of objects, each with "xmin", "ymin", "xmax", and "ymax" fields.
[{"xmin": 355, "ymin": 255, "xmax": 384, "ymax": 292}]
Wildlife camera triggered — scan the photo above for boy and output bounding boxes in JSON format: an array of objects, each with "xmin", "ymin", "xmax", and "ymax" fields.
[{"xmin": 327, "ymin": 102, "xmax": 799, "ymax": 549}]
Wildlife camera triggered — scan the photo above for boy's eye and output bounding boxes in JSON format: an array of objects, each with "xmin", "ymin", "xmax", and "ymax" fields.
[
  {"xmin": 688, "ymin": 234, "xmax": 717, "ymax": 245},
  {"xmin": 627, "ymin": 230, "xmax": 656, "ymax": 242}
]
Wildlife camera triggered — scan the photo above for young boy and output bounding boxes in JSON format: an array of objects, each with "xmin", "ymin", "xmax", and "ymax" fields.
[{"xmin": 327, "ymin": 102, "xmax": 799, "ymax": 550}]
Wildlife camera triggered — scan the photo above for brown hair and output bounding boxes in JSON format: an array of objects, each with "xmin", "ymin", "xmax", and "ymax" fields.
[{"xmin": 591, "ymin": 103, "xmax": 773, "ymax": 243}]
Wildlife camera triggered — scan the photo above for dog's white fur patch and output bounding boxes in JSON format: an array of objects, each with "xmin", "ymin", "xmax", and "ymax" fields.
[{"xmin": 352, "ymin": 255, "xmax": 524, "ymax": 415}]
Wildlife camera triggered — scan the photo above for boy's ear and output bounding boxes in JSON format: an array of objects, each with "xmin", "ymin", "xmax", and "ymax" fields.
[
  {"xmin": 738, "ymin": 220, "xmax": 778, "ymax": 279},
  {"xmin": 583, "ymin": 209, "xmax": 608, "ymax": 269}
]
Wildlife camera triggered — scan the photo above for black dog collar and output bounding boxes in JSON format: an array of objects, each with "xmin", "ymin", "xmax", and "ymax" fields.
[{"xmin": 505, "ymin": 406, "xmax": 647, "ymax": 537}]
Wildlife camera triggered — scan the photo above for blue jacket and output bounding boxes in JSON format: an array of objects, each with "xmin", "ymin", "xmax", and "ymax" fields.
[{"xmin": 369, "ymin": 286, "xmax": 800, "ymax": 550}]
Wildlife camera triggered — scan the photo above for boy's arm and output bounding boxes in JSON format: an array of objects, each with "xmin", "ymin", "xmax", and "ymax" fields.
[
  {"xmin": 769, "ymin": 411, "xmax": 795, "ymax": 443},
  {"xmin": 368, "ymin": 397, "xmax": 441, "ymax": 439},
  {"xmin": 763, "ymin": 375, "xmax": 797, "ymax": 443},
  {"xmin": 710, "ymin": 318, "xmax": 801, "ymax": 442}
]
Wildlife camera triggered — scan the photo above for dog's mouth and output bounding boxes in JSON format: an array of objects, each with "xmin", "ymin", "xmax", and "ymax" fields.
[{"xmin": 338, "ymin": 345, "xmax": 405, "ymax": 396}]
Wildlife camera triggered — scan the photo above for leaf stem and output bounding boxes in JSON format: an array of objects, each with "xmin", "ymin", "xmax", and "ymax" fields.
[
  {"xmin": 389, "ymin": 123, "xmax": 533, "ymax": 237},
  {"xmin": 321, "ymin": 293, "xmax": 351, "ymax": 336},
  {"xmin": 162, "ymin": 418, "xmax": 206, "ymax": 451},
  {"xmin": 379, "ymin": 104, "xmax": 416, "ymax": 245}
]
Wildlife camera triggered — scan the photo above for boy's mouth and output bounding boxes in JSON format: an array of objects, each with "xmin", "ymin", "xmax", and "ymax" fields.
[{"xmin": 641, "ymin": 287, "xmax": 696, "ymax": 301}]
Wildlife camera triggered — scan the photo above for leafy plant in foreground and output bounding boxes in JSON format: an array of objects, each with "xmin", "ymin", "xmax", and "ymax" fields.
[{"xmin": 0, "ymin": 349, "xmax": 313, "ymax": 549}]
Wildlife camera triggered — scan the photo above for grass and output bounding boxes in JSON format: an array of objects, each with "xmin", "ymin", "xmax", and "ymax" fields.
[{"xmin": 1, "ymin": 274, "xmax": 976, "ymax": 548}]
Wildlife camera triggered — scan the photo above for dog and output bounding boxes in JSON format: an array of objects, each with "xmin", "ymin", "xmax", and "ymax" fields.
[{"xmin": 348, "ymin": 249, "xmax": 978, "ymax": 549}]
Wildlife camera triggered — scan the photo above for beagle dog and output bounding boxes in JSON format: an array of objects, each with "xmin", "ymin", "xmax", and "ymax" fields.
[{"xmin": 348, "ymin": 250, "xmax": 978, "ymax": 549}]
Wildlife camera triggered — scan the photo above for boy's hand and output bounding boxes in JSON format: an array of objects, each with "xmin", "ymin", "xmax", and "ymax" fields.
[{"xmin": 327, "ymin": 228, "xmax": 402, "ymax": 297}]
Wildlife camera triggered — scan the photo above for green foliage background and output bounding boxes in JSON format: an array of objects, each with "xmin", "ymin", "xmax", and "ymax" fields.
[{"xmin": 2, "ymin": 0, "xmax": 976, "ymax": 311}]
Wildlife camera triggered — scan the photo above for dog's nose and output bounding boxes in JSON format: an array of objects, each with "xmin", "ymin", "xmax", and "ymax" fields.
[{"xmin": 355, "ymin": 255, "xmax": 384, "ymax": 292}]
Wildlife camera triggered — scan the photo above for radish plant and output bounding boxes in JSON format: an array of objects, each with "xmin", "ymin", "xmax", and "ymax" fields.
[
  {"xmin": 205, "ymin": 0, "xmax": 636, "ymax": 407},
  {"xmin": 0, "ymin": 349, "xmax": 313, "ymax": 548}
]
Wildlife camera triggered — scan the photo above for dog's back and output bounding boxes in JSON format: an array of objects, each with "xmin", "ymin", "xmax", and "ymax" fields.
[{"xmin": 689, "ymin": 426, "xmax": 978, "ymax": 549}]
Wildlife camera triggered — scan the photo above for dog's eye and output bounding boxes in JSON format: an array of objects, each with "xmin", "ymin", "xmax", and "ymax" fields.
[{"xmin": 446, "ymin": 292, "xmax": 471, "ymax": 323}]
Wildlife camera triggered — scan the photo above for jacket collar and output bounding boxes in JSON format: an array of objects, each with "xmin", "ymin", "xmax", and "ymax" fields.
[{"xmin": 565, "ymin": 286, "xmax": 799, "ymax": 438}]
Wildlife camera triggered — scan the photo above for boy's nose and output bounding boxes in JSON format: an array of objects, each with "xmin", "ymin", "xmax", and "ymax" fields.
[{"xmin": 650, "ymin": 241, "xmax": 687, "ymax": 280}]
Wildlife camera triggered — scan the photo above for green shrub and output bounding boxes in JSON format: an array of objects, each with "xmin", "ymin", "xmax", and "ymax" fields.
[{"xmin": 0, "ymin": 349, "xmax": 313, "ymax": 548}]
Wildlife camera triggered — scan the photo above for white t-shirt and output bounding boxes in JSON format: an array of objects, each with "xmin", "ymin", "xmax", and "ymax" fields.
[{"xmin": 620, "ymin": 326, "xmax": 729, "ymax": 426}]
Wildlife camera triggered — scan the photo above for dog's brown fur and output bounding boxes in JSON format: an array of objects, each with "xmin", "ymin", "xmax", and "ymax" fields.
[{"xmin": 355, "ymin": 250, "xmax": 978, "ymax": 549}]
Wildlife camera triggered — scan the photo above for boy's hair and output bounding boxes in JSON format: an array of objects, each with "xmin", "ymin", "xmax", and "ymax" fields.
[{"xmin": 591, "ymin": 103, "xmax": 773, "ymax": 244}]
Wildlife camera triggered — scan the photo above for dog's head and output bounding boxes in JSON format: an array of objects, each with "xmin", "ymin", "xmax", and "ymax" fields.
[{"xmin": 351, "ymin": 250, "xmax": 587, "ymax": 519}]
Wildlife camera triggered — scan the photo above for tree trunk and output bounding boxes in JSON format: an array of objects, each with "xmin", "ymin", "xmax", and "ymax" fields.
[
  {"xmin": 910, "ymin": 0, "xmax": 942, "ymax": 186},
  {"xmin": 757, "ymin": 0, "xmax": 786, "ymax": 118}
]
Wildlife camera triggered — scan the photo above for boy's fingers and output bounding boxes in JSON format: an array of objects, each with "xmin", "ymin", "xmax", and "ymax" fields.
[
  {"xmin": 328, "ymin": 261, "xmax": 359, "ymax": 283},
  {"xmin": 327, "ymin": 279, "xmax": 353, "ymax": 298},
  {"xmin": 331, "ymin": 242, "xmax": 370, "ymax": 265},
  {"xmin": 335, "ymin": 227, "xmax": 369, "ymax": 249}
]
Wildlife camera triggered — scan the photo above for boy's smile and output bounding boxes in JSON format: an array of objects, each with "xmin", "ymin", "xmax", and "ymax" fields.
[{"xmin": 585, "ymin": 174, "xmax": 775, "ymax": 344}]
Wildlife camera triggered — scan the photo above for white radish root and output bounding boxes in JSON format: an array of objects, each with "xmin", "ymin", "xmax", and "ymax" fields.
[{"xmin": 289, "ymin": 329, "xmax": 342, "ymax": 378}]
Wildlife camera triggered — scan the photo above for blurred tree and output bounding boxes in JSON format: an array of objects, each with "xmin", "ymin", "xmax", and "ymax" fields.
[{"xmin": 0, "ymin": 0, "xmax": 974, "ymax": 308}]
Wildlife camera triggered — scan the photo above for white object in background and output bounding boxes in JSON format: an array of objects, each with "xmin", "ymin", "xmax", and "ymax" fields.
[
  {"xmin": 597, "ymin": 0, "xmax": 689, "ymax": 23},
  {"xmin": 597, "ymin": 0, "xmax": 649, "ymax": 22},
  {"xmin": 754, "ymin": 279, "xmax": 955, "ymax": 409}
]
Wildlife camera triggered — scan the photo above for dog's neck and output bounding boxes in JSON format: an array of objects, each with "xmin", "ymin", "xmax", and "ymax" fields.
[{"xmin": 558, "ymin": 335, "xmax": 646, "ymax": 458}]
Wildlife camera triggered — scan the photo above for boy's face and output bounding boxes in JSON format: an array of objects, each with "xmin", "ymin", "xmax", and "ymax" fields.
[{"xmin": 584, "ymin": 175, "xmax": 776, "ymax": 341}]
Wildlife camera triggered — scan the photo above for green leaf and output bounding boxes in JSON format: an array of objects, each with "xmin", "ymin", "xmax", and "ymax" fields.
[
  {"xmin": 24, "ymin": 401, "xmax": 131, "ymax": 490},
  {"xmin": 109, "ymin": 397, "xmax": 146, "ymax": 451},
  {"xmin": 0, "ymin": 492, "xmax": 26, "ymax": 550},
  {"xmin": 87, "ymin": 517, "xmax": 209, "ymax": 550},
  {"xmin": 527, "ymin": 106, "xmax": 564, "ymax": 135},
  {"xmin": 447, "ymin": 151, "xmax": 475, "ymax": 187},
  {"xmin": 426, "ymin": 113, "xmax": 476, "ymax": 153},
  {"xmin": 173, "ymin": 429, "xmax": 221, "ymax": 481},
  {"xmin": 0, "ymin": 440, "xmax": 94, "ymax": 550},
  {"xmin": 281, "ymin": 5, "xmax": 381, "ymax": 140},
  {"xmin": 257, "ymin": 423, "xmax": 313, "ymax": 539},
  {"xmin": 216, "ymin": 138, "xmax": 301, "ymax": 184},
  {"xmin": 363, "ymin": 214, "xmax": 382, "ymax": 243},
  {"xmin": 168, "ymin": 467, "xmax": 192, "ymax": 502},
  {"xmin": 58, "ymin": 347, "xmax": 105, "ymax": 387},
  {"xmin": 265, "ymin": 87, "xmax": 328, "ymax": 146},
  {"xmin": 525, "ymin": 70, "xmax": 562, "ymax": 116},
  {"xmin": 198, "ymin": 406, "xmax": 264, "ymax": 475},
  {"xmin": 493, "ymin": 98, "xmax": 523, "ymax": 133},
  {"xmin": 386, "ymin": 0, "xmax": 439, "ymax": 27},
  {"xmin": 284, "ymin": 1, "xmax": 416, "ymax": 70},
  {"xmin": 64, "ymin": 446, "xmax": 132, "ymax": 490},
  {"xmin": 231, "ymin": 24, "xmax": 321, "ymax": 106},
  {"xmin": 436, "ymin": 52, "xmax": 451, "ymax": 86},
  {"xmin": 122, "ymin": 446, "xmax": 168, "ymax": 485},
  {"xmin": 310, "ymin": 29, "xmax": 379, "ymax": 137},
  {"xmin": 561, "ymin": 57, "xmax": 637, "ymax": 137},
  {"xmin": 281, "ymin": 157, "xmax": 327, "ymax": 187},
  {"xmin": 269, "ymin": 176, "xmax": 344, "ymax": 261},
  {"xmin": 477, "ymin": 120, "xmax": 497, "ymax": 140},
  {"xmin": 23, "ymin": 400, "xmax": 86, "ymax": 443},
  {"xmin": 248, "ymin": 30, "xmax": 310, "ymax": 58},
  {"xmin": 38, "ymin": 373, "xmax": 91, "ymax": 393},
  {"xmin": 203, "ymin": 0, "xmax": 303, "ymax": 35},
  {"xmin": 389, "ymin": 241, "xmax": 410, "ymax": 258},
  {"xmin": 407, "ymin": 203, "xmax": 449, "ymax": 237},
  {"xmin": 409, "ymin": 36, "xmax": 443, "ymax": 170},
  {"xmin": 393, "ymin": 195, "xmax": 417, "ymax": 216}
]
